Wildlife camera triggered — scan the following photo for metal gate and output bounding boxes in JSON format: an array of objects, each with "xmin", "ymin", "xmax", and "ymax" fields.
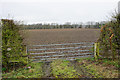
[{"xmin": 27, "ymin": 42, "xmax": 94, "ymax": 62}]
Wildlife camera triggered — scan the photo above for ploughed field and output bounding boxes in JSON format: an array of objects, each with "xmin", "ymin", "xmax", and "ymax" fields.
[{"xmin": 23, "ymin": 29, "xmax": 100, "ymax": 45}]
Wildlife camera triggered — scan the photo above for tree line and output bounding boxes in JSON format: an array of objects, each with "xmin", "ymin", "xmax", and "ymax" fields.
[{"xmin": 20, "ymin": 21, "xmax": 106, "ymax": 29}]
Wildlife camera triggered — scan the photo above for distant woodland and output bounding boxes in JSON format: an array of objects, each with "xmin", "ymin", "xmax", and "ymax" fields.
[{"xmin": 20, "ymin": 21, "xmax": 107, "ymax": 29}]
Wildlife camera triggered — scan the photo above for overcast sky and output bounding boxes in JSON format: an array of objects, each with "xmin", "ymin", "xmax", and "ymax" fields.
[{"xmin": 0, "ymin": 0, "xmax": 120, "ymax": 24}]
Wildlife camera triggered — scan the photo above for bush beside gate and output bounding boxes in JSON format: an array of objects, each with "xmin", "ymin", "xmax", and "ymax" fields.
[
  {"xmin": 96, "ymin": 14, "xmax": 120, "ymax": 60},
  {"xmin": 2, "ymin": 19, "xmax": 27, "ymax": 72}
]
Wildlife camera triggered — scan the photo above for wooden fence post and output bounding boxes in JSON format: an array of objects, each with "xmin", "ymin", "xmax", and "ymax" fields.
[
  {"xmin": 97, "ymin": 42, "xmax": 100, "ymax": 57},
  {"xmin": 26, "ymin": 46, "xmax": 28, "ymax": 63},
  {"xmin": 94, "ymin": 42, "xmax": 100, "ymax": 60},
  {"xmin": 94, "ymin": 43, "xmax": 97, "ymax": 59}
]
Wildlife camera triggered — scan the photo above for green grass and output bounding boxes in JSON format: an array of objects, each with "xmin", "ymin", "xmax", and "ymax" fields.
[
  {"xmin": 77, "ymin": 57, "xmax": 119, "ymax": 68},
  {"xmin": 2, "ymin": 57, "xmax": 119, "ymax": 78},
  {"xmin": 51, "ymin": 59, "xmax": 81, "ymax": 78},
  {"xmin": 101, "ymin": 59, "xmax": 119, "ymax": 68},
  {"xmin": 76, "ymin": 57, "xmax": 119, "ymax": 78},
  {"xmin": 2, "ymin": 62, "xmax": 43, "ymax": 78}
]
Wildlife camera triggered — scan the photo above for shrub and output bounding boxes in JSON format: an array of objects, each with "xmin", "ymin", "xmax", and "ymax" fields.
[
  {"xmin": 2, "ymin": 19, "xmax": 27, "ymax": 72},
  {"xmin": 98, "ymin": 13, "xmax": 120, "ymax": 60}
]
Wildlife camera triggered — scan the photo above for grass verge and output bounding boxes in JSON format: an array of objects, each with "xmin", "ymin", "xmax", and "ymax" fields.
[
  {"xmin": 2, "ymin": 62, "xmax": 43, "ymax": 78},
  {"xmin": 76, "ymin": 57, "xmax": 119, "ymax": 78}
]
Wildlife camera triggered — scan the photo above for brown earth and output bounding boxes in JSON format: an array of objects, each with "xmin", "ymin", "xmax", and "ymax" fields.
[{"xmin": 23, "ymin": 28, "xmax": 100, "ymax": 45}]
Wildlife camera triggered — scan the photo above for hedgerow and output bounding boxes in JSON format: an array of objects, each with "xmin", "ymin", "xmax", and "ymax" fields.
[
  {"xmin": 2, "ymin": 19, "xmax": 27, "ymax": 72},
  {"xmin": 98, "ymin": 13, "xmax": 120, "ymax": 60}
]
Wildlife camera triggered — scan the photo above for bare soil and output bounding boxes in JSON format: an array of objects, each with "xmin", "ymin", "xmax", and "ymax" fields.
[{"xmin": 23, "ymin": 29, "xmax": 100, "ymax": 45}]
